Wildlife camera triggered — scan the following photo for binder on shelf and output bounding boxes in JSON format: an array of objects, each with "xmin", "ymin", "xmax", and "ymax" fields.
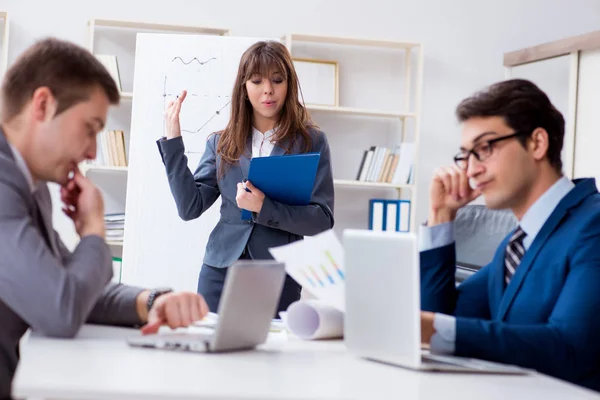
[
  {"xmin": 369, "ymin": 199, "xmax": 411, "ymax": 232},
  {"xmin": 368, "ymin": 199, "xmax": 386, "ymax": 231},
  {"xmin": 241, "ymin": 153, "xmax": 321, "ymax": 220},
  {"xmin": 385, "ymin": 201, "xmax": 398, "ymax": 232},
  {"xmin": 398, "ymin": 200, "xmax": 411, "ymax": 232}
]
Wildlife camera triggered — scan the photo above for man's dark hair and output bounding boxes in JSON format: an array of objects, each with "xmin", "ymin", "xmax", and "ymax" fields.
[
  {"xmin": 456, "ymin": 78, "xmax": 565, "ymax": 173},
  {"xmin": 1, "ymin": 37, "xmax": 120, "ymax": 122}
]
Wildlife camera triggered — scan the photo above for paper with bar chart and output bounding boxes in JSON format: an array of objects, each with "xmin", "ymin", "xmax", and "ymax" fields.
[{"xmin": 268, "ymin": 229, "xmax": 345, "ymax": 311}]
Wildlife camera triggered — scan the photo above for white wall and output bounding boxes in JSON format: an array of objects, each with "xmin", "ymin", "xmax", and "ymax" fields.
[{"xmin": 2, "ymin": 0, "xmax": 600, "ymax": 247}]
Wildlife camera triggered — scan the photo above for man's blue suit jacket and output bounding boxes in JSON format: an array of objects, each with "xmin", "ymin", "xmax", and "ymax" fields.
[{"xmin": 421, "ymin": 178, "xmax": 600, "ymax": 391}]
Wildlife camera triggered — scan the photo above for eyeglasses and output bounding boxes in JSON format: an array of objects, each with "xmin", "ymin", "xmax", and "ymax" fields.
[{"xmin": 453, "ymin": 130, "xmax": 531, "ymax": 170}]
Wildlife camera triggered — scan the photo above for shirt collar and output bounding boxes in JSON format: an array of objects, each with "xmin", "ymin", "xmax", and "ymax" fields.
[
  {"xmin": 252, "ymin": 126, "xmax": 277, "ymax": 142},
  {"xmin": 8, "ymin": 143, "xmax": 36, "ymax": 193},
  {"xmin": 519, "ymin": 176, "xmax": 575, "ymax": 244}
]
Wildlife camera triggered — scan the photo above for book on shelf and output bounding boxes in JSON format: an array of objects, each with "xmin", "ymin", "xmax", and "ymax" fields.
[
  {"xmin": 85, "ymin": 130, "xmax": 127, "ymax": 168},
  {"xmin": 356, "ymin": 146, "xmax": 375, "ymax": 181},
  {"xmin": 354, "ymin": 143, "xmax": 415, "ymax": 185},
  {"xmin": 390, "ymin": 143, "xmax": 415, "ymax": 185}
]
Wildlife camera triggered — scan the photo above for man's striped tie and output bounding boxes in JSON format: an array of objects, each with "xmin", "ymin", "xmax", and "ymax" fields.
[{"xmin": 505, "ymin": 226, "xmax": 526, "ymax": 285}]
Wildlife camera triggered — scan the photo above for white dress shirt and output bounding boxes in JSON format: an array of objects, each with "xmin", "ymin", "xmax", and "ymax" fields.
[{"xmin": 251, "ymin": 126, "xmax": 276, "ymax": 158}]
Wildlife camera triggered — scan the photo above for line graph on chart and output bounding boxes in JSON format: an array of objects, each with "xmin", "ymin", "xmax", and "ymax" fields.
[
  {"xmin": 171, "ymin": 56, "xmax": 216, "ymax": 66},
  {"xmin": 162, "ymin": 56, "xmax": 233, "ymax": 154}
]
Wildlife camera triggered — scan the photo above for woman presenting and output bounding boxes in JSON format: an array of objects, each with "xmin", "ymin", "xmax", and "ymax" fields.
[{"xmin": 157, "ymin": 41, "xmax": 335, "ymax": 313}]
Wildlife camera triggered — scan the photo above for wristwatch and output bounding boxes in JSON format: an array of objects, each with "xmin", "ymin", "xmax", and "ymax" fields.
[{"xmin": 147, "ymin": 287, "xmax": 173, "ymax": 311}]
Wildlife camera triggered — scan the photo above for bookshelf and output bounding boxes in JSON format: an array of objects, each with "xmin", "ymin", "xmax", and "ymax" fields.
[
  {"xmin": 83, "ymin": 18, "xmax": 229, "ymax": 266},
  {"xmin": 0, "ymin": 12, "xmax": 9, "ymax": 76},
  {"xmin": 283, "ymin": 33, "xmax": 423, "ymax": 232}
]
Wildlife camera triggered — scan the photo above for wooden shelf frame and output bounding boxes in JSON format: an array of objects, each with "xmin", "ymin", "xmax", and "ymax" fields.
[
  {"xmin": 284, "ymin": 33, "xmax": 424, "ymax": 231},
  {"xmin": 88, "ymin": 19, "xmax": 229, "ymax": 50}
]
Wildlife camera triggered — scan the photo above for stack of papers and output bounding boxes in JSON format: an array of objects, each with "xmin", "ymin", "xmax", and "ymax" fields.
[{"xmin": 105, "ymin": 213, "xmax": 125, "ymax": 242}]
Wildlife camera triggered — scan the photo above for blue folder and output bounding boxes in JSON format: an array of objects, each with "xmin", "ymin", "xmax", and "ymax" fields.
[{"xmin": 241, "ymin": 153, "xmax": 321, "ymax": 220}]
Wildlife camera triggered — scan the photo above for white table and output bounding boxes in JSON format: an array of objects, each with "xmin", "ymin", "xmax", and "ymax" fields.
[{"xmin": 12, "ymin": 325, "xmax": 600, "ymax": 400}]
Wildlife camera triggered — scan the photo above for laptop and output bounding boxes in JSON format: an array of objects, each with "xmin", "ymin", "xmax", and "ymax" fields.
[
  {"xmin": 127, "ymin": 260, "xmax": 286, "ymax": 353},
  {"xmin": 342, "ymin": 229, "xmax": 530, "ymax": 374}
]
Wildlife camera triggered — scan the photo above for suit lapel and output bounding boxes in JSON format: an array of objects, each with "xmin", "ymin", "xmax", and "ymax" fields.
[
  {"xmin": 497, "ymin": 179, "xmax": 597, "ymax": 320},
  {"xmin": 488, "ymin": 240, "xmax": 509, "ymax": 319},
  {"xmin": 271, "ymin": 136, "xmax": 292, "ymax": 157},
  {"xmin": 239, "ymin": 135, "xmax": 252, "ymax": 180},
  {"xmin": 33, "ymin": 185, "xmax": 60, "ymax": 256},
  {"xmin": 270, "ymin": 141, "xmax": 288, "ymax": 157}
]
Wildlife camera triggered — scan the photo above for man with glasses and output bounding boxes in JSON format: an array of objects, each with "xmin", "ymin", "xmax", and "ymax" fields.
[{"xmin": 419, "ymin": 79, "xmax": 600, "ymax": 391}]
